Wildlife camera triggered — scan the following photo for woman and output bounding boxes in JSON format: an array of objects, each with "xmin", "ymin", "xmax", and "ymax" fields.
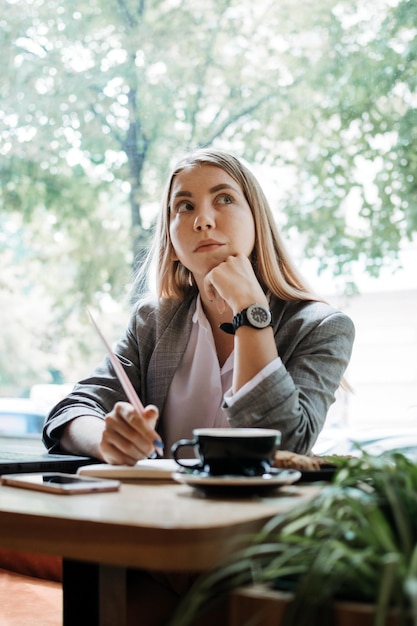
[{"xmin": 44, "ymin": 148, "xmax": 355, "ymax": 464}]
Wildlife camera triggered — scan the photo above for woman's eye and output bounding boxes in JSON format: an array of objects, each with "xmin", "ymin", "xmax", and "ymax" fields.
[
  {"xmin": 217, "ymin": 194, "xmax": 233, "ymax": 205},
  {"xmin": 176, "ymin": 201, "xmax": 194, "ymax": 213}
]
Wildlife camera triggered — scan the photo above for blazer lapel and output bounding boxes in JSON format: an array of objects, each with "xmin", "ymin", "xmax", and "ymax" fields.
[{"xmin": 146, "ymin": 300, "xmax": 195, "ymax": 413}]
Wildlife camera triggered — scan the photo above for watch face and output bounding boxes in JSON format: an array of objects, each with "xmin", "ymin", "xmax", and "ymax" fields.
[{"xmin": 247, "ymin": 304, "xmax": 272, "ymax": 328}]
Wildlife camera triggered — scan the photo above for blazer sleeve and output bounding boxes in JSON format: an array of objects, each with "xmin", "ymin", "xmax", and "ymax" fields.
[
  {"xmin": 42, "ymin": 296, "xmax": 190, "ymax": 453},
  {"xmin": 223, "ymin": 302, "xmax": 355, "ymax": 454},
  {"xmin": 42, "ymin": 326, "xmax": 141, "ymax": 452}
]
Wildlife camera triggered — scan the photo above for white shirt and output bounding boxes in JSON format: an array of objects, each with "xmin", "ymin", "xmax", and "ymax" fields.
[{"xmin": 162, "ymin": 295, "xmax": 282, "ymax": 454}]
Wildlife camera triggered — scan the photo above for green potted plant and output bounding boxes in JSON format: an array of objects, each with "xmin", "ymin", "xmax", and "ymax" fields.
[{"xmin": 169, "ymin": 451, "xmax": 417, "ymax": 626}]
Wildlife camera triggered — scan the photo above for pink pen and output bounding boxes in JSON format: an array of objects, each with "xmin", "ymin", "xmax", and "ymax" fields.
[{"xmin": 87, "ymin": 309, "xmax": 163, "ymax": 454}]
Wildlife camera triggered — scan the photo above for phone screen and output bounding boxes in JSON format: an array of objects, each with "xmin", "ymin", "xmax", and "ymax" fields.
[{"xmin": 42, "ymin": 474, "xmax": 96, "ymax": 485}]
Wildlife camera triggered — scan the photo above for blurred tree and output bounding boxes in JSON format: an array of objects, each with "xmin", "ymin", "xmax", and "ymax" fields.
[
  {"xmin": 276, "ymin": 0, "xmax": 417, "ymax": 280},
  {"xmin": 2, "ymin": 0, "xmax": 302, "ymax": 294}
]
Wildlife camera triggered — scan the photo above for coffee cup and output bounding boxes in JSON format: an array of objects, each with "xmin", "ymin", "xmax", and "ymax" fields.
[{"xmin": 171, "ymin": 427, "xmax": 281, "ymax": 477}]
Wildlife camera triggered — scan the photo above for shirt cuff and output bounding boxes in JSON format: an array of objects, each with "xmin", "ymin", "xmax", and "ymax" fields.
[{"xmin": 224, "ymin": 357, "xmax": 283, "ymax": 407}]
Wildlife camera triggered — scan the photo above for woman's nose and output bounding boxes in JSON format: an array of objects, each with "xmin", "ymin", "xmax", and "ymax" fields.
[{"xmin": 193, "ymin": 208, "xmax": 215, "ymax": 231}]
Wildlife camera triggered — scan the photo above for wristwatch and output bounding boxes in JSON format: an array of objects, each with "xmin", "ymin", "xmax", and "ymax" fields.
[{"xmin": 220, "ymin": 304, "xmax": 273, "ymax": 335}]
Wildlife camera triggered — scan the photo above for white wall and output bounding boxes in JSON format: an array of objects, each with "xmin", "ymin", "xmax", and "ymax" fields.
[{"xmin": 327, "ymin": 289, "xmax": 417, "ymax": 429}]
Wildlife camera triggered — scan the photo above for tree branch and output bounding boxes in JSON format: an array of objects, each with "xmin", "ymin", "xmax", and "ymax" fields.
[
  {"xmin": 199, "ymin": 92, "xmax": 275, "ymax": 147},
  {"xmin": 117, "ymin": 0, "xmax": 138, "ymax": 29}
]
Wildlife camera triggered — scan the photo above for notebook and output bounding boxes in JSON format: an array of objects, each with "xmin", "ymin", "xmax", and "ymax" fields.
[
  {"xmin": 0, "ymin": 444, "xmax": 98, "ymax": 475},
  {"xmin": 78, "ymin": 458, "xmax": 197, "ymax": 480}
]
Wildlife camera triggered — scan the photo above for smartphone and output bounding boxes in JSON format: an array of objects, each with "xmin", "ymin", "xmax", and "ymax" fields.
[{"xmin": 1, "ymin": 472, "xmax": 120, "ymax": 494}]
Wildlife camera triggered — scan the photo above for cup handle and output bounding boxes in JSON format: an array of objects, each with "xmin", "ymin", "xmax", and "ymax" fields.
[{"xmin": 171, "ymin": 437, "xmax": 200, "ymax": 469}]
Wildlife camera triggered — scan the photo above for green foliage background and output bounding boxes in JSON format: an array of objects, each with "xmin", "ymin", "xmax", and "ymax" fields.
[{"xmin": 0, "ymin": 0, "xmax": 416, "ymax": 391}]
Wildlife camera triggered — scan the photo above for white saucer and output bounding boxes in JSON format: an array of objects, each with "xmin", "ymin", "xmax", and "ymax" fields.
[{"xmin": 173, "ymin": 468, "xmax": 301, "ymax": 496}]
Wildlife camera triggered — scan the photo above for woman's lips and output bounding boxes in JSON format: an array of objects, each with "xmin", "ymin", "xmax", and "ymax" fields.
[{"xmin": 194, "ymin": 240, "xmax": 224, "ymax": 252}]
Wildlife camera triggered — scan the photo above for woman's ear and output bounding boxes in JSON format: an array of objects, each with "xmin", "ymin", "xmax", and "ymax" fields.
[{"xmin": 170, "ymin": 246, "xmax": 178, "ymax": 261}]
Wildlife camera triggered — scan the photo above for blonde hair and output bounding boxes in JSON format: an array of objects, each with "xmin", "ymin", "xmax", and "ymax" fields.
[{"xmin": 140, "ymin": 148, "xmax": 320, "ymax": 303}]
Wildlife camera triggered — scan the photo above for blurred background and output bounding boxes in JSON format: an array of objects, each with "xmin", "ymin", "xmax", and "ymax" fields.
[{"xmin": 1, "ymin": 0, "xmax": 416, "ymax": 441}]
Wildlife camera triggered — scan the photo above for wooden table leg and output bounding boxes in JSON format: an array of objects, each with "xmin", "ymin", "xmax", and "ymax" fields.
[{"xmin": 63, "ymin": 559, "xmax": 127, "ymax": 626}]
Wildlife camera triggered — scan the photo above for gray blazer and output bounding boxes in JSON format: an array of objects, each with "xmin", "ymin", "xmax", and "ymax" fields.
[{"xmin": 43, "ymin": 294, "xmax": 354, "ymax": 455}]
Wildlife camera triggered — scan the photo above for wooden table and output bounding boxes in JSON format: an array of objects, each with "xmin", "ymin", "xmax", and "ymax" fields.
[{"xmin": 0, "ymin": 479, "xmax": 319, "ymax": 625}]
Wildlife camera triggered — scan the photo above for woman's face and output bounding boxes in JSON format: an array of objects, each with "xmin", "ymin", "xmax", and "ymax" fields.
[{"xmin": 169, "ymin": 164, "xmax": 255, "ymax": 283}]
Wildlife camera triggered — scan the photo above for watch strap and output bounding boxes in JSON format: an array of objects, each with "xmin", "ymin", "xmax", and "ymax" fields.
[
  {"xmin": 219, "ymin": 306, "xmax": 272, "ymax": 335},
  {"xmin": 219, "ymin": 322, "xmax": 235, "ymax": 335}
]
